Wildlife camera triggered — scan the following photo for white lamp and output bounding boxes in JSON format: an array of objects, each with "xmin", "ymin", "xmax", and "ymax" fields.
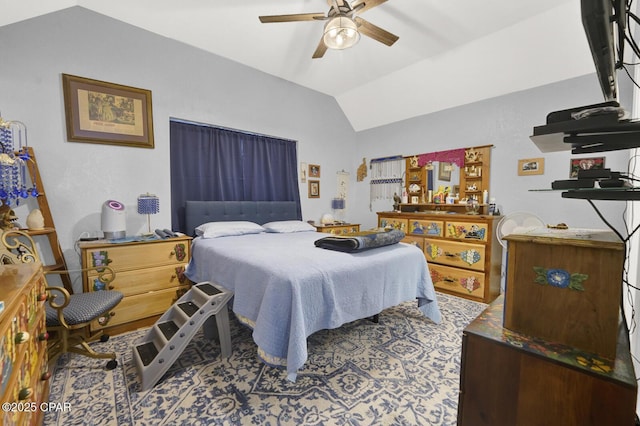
[{"xmin": 323, "ymin": 16, "xmax": 360, "ymax": 50}]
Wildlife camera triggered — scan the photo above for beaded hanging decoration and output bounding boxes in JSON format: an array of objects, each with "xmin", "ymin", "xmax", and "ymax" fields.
[{"xmin": 0, "ymin": 117, "xmax": 38, "ymax": 206}]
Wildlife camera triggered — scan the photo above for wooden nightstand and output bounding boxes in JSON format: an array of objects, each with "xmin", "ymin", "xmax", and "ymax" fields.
[
  {"xmin": 79, "ymin": 235, "xmax": 192, "ymax": 335},
  {"xmin": 314, "ymin": 223, "xmax": 360, "ymax": 234}
]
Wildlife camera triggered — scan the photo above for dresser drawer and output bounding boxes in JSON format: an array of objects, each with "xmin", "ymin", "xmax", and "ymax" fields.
[
  {"xmin": 445, "ymin": 221, "xmax": 489, "ymax": 242},
  {"xmin": 90, "ymin": 286, "xmax": 189, "ymax": 332},
  {"xmin": 429, "ymin": 263, "xmax": 486, "ymax": 299},
  {"xmin": 87, "ymin": 264, "xmax": 189, "ymax": 296},
  {"xmin": 83, "ymin": 239, "xmax": 190, "ymax": 271},
  {"xmin": 408, "ymin": 219, "xmax": 443, "ymax": 237},
  {"xmin": 378, "ymin": 217, "xmax": 408, "ymax": 231},
  {"xmin": 424, "ymin": 238, "xmax": 485, "ymax": 271},
  {"xmin": 403, "ymin": 236, "xmax": 424, "ymax": 250}
]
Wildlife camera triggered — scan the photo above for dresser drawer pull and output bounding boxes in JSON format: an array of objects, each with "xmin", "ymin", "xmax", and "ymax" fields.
[
  {"xmin": 443, "ymin": 277, "xmax": 456, "ymax": 283},
  {"xmin": 444, "ymin": 252, "xmax": 459, "ymax": 258}
]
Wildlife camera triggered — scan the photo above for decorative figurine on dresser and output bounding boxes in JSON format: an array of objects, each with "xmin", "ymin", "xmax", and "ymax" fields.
[{"xmin": 378, "ymin": 145, "xmax": 501, "ymax": 303}]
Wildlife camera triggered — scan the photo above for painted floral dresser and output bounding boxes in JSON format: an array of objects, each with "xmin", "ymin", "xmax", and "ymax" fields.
[
  {"xmin": 377, "ymin": 211, "xmax": 502, "ymax": 303},
  {"xmin": 79, "ymin": 236, "xmax": 192, "ymax": 336}
]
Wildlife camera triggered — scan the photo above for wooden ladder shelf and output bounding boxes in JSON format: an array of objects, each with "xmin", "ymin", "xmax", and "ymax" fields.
[{"xmin": 21, "ymin": 147, "xmax": 73, "ymax": 292}]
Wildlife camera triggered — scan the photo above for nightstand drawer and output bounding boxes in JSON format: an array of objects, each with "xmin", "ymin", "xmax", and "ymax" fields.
[
  {"xmin": 83, "ymin": 239, "xmax": 190, "ymax": 271},
  {"xmin": 424, "ymin": 238, "xmax": 485, "ymax": 271},
  {"xmin": 429, "ymin": 263, "xmax": 485, "ymax": 299},
  {"xmin": 87, "ymin": 264, "xmax": 190, "ymax": 296},
  {"xmin": 90, "ymin": 286, "xmax": 189, "ymax": 331}
]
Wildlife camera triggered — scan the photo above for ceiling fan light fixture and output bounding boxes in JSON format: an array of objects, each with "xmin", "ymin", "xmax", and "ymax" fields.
[{"xmin": 323, "ymin": 16, "xmax": 360, "ymax": 50}]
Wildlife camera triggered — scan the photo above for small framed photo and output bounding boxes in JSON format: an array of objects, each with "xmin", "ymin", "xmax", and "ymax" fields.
[
  {"xmin": 438, "ymin": 162, "xmax": 452, "ymax": 181},
  {"xmin": 518, "ymin": 158, "xmax": 545, "ymax": 176},
  {"xmin": 308, "ymin": 180, "xmax": 320, "ymax": 198},
  {"xmin": 309, "ymin": 164, "xmax": 321, "ymax": 178},
  {"xmin": 570, "ymin": 157, "xmax": 605, "ymax": 178},
  {"xmin": 300, "ymin": 162, "xmax": 307, "ymax": 183}
]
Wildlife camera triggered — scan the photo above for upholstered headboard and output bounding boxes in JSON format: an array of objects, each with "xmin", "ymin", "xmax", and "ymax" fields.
[{"xmin": 185, "ymin": 201, "xmax": 301, "ymax": 236}]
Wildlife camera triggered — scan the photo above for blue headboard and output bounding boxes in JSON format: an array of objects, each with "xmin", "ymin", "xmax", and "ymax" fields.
[{"xmin": 185, "ymin": 201, "xmax": 301, "ymax": 236}]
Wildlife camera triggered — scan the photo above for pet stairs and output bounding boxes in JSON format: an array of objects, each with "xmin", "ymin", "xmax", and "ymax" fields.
[{"xmin": 132, "ymin": 281, "xmax": 233, "ymax": 391}]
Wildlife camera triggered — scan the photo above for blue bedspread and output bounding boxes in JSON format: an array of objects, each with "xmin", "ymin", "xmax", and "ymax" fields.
[{"xmin": 185, "ymin": 231, "xmax": 441, "ymax": 381}]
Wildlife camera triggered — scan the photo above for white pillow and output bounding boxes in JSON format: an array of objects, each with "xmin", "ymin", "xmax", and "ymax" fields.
[
  {"xmin": 195, "ymin": 221, "xmax": 265, "ymax": 238},
  {"xmin": 262, "ymin": 220, "xmax": 316, "ymax": 233}
]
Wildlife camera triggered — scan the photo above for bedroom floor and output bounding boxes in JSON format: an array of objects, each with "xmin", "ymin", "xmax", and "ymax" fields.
[{"xmin": 44, "ymin": 293, "xmax": 487, "ymax": 426}]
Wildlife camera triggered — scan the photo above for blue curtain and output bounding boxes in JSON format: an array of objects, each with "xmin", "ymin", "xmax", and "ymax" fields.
[{"xmin": 170, "ymin": 120, "xmax": 300, "ymax": 232}]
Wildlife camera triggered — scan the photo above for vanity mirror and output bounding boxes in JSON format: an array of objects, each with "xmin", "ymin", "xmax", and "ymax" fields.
[{"xmin": 403, "ymin": 145, "xmax": 492, "ymax": 214}]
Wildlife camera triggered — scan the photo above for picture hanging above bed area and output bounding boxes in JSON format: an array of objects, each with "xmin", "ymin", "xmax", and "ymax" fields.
[{"xmin": 184, "ymin": 200, "xmax": 441, "ymax": 381}]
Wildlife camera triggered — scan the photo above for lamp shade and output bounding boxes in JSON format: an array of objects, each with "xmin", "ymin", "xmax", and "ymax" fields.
[
  {"xmin": 137, "ymin": 193, "xmax": 159, "ymax": 215},
  {"xmin": 323, "ymin": 16, "xmax": 360, "ymax": 50},
  {"xmin": 331, "ymin": 198, "xmax": 346, "ymax": 210}
]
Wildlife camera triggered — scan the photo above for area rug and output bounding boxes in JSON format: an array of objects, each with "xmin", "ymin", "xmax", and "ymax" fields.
[{"xmin": 44, "ymin": 293, "xmax": 487, "ymax": 426}]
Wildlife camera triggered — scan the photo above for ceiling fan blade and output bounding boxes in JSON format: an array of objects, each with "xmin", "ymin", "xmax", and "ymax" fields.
[
  {"xmin": 312, "ymin": 37, "xmax": 328, "ymax": 59},
  {"xmin": 259, "ymin": 13, "xmax": 326, "ymax": 23},
  {"xmin": 351, "ymin": 0, "xmax": 388, "ymax": 14},
  {"xmin": 354, "ymin": 16, "xmax": 398, "ymax": 46}
]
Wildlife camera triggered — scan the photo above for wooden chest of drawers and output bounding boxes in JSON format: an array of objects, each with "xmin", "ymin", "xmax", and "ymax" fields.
[
  {"xmin": 79, "ymin": 236, "xmax": 192, "ymax": 335},
  {"xmin": 378, "ymin": 212, "xmax": 502, "ymax": 303},
  {"xmin": 0, "ymin": 264, "xmax": 50, "ymax": 426},
  {"xmin": 458, "ymin": 295, "xmax": 637, "ymax": 426},
  {"xmin": 314, "ymin": 223, "xmax": 360, "ymax": 234}
]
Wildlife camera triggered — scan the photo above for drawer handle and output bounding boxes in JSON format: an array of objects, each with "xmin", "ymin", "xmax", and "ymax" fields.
[
  {"xmin": 444, "ymin": 252, "xmax": 459, "ymax": 259},
  {"xmin": 443, "ymin": 277, "xmax": 456, "ymax": 283}
]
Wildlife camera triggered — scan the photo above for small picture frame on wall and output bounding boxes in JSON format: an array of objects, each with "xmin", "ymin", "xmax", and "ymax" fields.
[
  {"xmin": 438, "ymin": 162, "xmax": 452, "ymax": 181},
  {"xmin": 308, "ymin": 180, "xmax": 320, "ymax": 198},
  {"xmin": 300, "ymin": 162, "xmax": 307, "ymax": 183},
  {"xmin": 570, "ymin": 157, "xmax": 605, "ymax": 178},
  {"xmin": 309, "ymin": 164, "xmax": 321, "ymax": 178},
  {"xmin": 517, "ymin": 158, "xmax": 545, "ymax": 176}
]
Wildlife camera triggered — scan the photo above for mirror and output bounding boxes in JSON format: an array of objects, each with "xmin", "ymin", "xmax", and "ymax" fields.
[{"xmin": 426, "ymin": 161, "xmax": 460, "ymax": 196}]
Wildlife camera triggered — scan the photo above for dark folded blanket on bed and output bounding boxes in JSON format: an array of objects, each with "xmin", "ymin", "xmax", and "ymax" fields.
[{"xmin": 314, "ymin": 229, "xmax": 406, "ymax": 252}]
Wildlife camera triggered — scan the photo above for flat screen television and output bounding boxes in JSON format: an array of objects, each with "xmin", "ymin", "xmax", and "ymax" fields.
[{"xmin": 581, "ymin": 0, "xmax": 626, "ymax": 101}]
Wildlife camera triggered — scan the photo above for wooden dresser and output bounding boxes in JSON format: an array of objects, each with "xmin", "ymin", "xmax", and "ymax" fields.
[
  {"xmin": 1, "ymin": 263, "xmax": 50, "ymax": 426},
  {"xmin": 458, "ymin": 295, "xmax": 637, "ymax": 425},
  {"xmin": 377, "ymin": 211, "xmax": 502, "ymax": 303},
  {"xmin": 314, "ymin": 223, "xmax": 360, "ymax": 234},
  {"xmin": 79, "ymin": 236, "xmax": 192, "ymax": 335}
]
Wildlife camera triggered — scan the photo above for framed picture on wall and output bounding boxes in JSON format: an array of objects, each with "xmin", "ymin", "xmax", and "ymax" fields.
[
  {"xmin": 518, "ymin": 158, "xmax": 545, "ymax": 176},
  {"xmin": 309, "ymin": 164, "xmax": 321, "ymax": 178},
  {"xmin": 308, "ymin": 180, "xmax": 320, "ymax": 198},
  {"xmin": 62, "ymin": 74, "xmax": 154, "ymax": 148},
  {"xmin": 569, "ymin": 157, "xmax": 605, "ymax": 178},
  {"xmin": 438, "ymin": 162, "xmax": 452, "ymax": 181}
]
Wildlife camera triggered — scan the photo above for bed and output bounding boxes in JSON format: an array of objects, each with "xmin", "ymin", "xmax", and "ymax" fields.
[{"xmin": 184, "ymin": 200, "xmax": 441, "ymax": 381}]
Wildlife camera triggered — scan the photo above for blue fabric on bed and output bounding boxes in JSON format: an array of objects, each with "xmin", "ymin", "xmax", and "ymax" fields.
[
  {"xmin": 314, "ymin": 229, "xmax": 405, "ymax": 252},
  {"xmin": 185, "ymin": 231, "xmax": 441, "ymax": 381}
]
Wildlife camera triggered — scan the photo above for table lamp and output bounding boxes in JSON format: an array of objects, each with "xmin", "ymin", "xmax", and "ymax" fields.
[{"xmin": 137, "ymin": 193, "xmax": 159, "ymax": 235}]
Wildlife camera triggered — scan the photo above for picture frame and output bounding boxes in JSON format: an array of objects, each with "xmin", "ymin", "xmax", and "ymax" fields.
[
  {"xmin": 518, "ymin": 157, "xmax": 545, "ymax": 176},
  {"xmin": 308, "ymin": 180, "xmax": 320, "ymax": 198},
  {"xmin": 62, "ymin": 73, "xmax": 154, "ymax": 148},
  {"xmin": 438, "ymin": 162, "xmax": 452, "ymax": 181},
  {"xmin": 569, "ymin": 156, "xmax": 605, "ymax": 178},
  {"xmin": 300, "ymin": 162, "xmax": 307, "ymax": 183},
  {"xmin": 309, "ymin": 164, "xmax": 321, "ymax": 178}
]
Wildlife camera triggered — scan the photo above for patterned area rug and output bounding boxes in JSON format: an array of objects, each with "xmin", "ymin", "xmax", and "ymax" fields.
[{"xmin": 44, "ymin": 293, "xmax": 486, "ymax": 426}]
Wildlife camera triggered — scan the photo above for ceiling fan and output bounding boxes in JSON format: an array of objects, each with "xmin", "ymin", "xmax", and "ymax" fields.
[{"xmin": 259, "ymin": 0, "xmax": 399, "ymax": 59}]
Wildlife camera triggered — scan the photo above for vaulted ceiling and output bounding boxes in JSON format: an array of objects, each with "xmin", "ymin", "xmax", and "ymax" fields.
[{"xmin": 0, "ymin": 0, "xmax": 595, "ymax": 131}]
